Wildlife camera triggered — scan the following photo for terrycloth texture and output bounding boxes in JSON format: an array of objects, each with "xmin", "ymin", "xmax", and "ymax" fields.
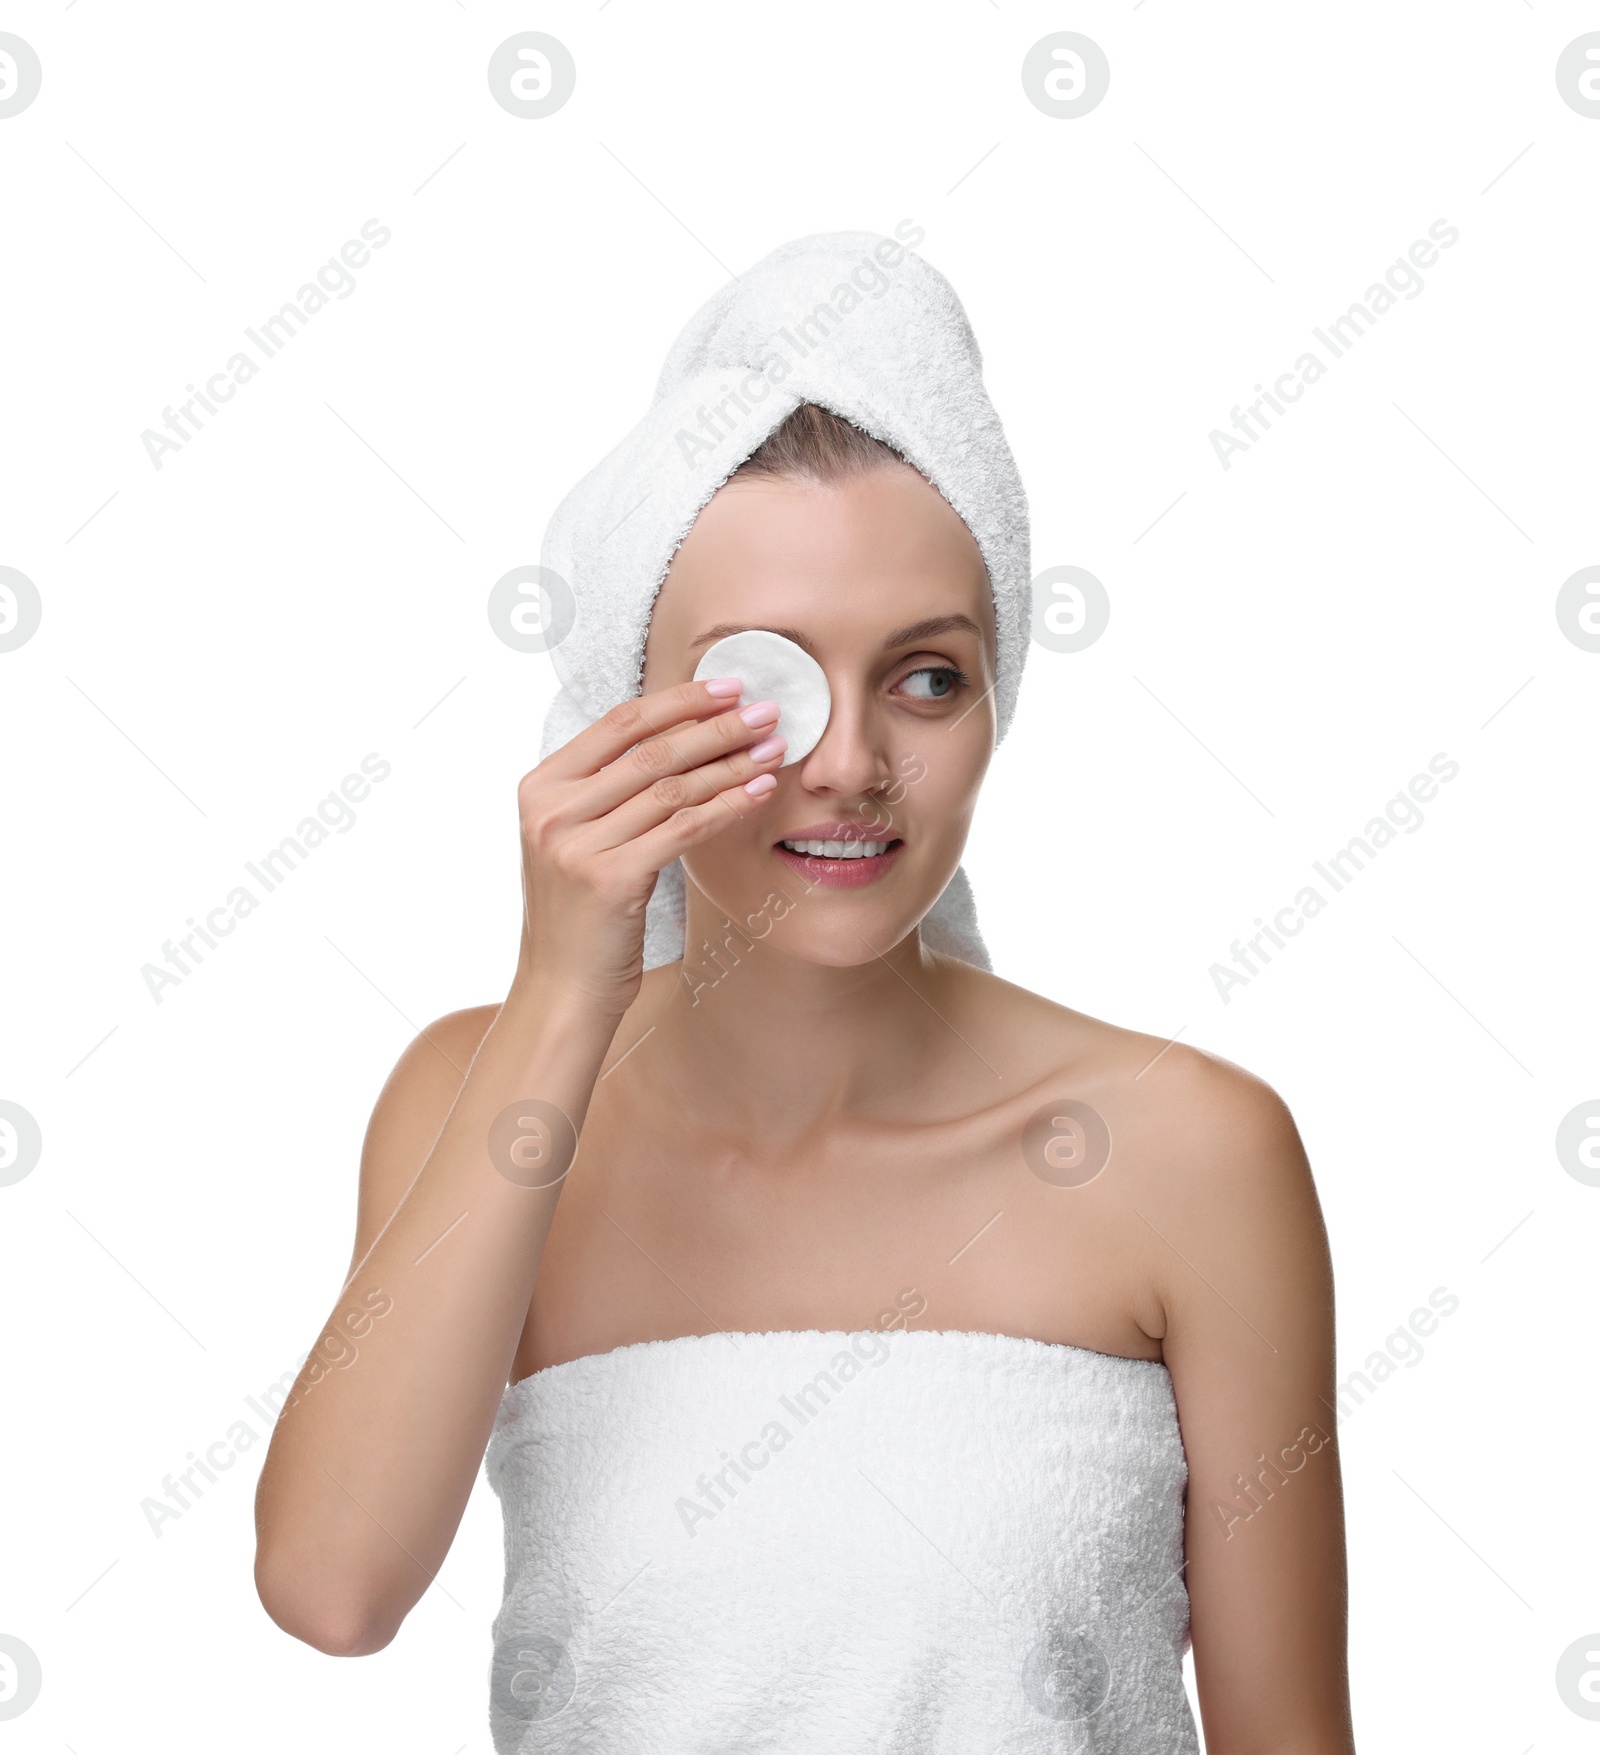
[
  {"xmin": 484, "ymin": 1328, "xmax": 1197, "ymax": 1754},
  {"xmin": 535, "ymin": 229, "xmax": 1032, "ymax": 975}
]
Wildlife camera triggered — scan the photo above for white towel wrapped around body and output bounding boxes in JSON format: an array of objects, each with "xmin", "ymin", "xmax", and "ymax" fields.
[
  {"xmin": 534, "ymin": 228, "xmax": 1033, "ymax": 973},
  {"xmin": 485, "ymin": 1328, "xmax": 1198, "ymax": 1754}
]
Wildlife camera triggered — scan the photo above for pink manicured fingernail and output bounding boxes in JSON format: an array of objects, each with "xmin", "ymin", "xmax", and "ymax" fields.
[
  {"xmin": 746, "ymin": 735, "xmax": 785, "ymax": 763},
  {"xmin": 703, "ymin": 676, "xmax": 743, "ymax": 699},
  {"xmin": 744, "ymin": 773, "xmax": 778, "ymax": 797},
  {"xmin": 738, "ymin": 699, "xmax": 779, "ymax": 726}
]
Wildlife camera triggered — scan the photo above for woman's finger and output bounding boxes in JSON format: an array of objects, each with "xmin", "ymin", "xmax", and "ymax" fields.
[
  {"xmin": 612, "ymin": 769, "xmax": 780, "ymax": 879},
  {"xmin": 539, "ymin": 678, "xmax": 745, "ymax": 781},
  {"xmin": 577, "ymin": 696, "xmax": 781, "ymax": 819},
  {"xmin": 580, "ymin": 728, "xmax": 788, "ymax": 853}
]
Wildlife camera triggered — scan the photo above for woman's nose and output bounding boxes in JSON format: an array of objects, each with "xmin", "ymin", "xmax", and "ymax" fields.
[{"xmin": 794, "ymin": 688, "xmax": 892, "ymax": 796}]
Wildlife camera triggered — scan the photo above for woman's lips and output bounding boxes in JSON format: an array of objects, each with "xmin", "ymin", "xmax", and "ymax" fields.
[{"xmin": 772, "ymin": 833, "xmax": 904, "ymax": 888}]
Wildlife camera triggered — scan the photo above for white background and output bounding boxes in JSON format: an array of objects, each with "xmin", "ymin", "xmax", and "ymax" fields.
[{"xmin": 2, "ymin": 3, "xmax": 1596, "ymax": 1750}]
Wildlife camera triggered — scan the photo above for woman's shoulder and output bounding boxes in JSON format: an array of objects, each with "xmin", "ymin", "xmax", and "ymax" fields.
[
  {"xmin": 936, "ymin": 962, "xmax": 1320, "ymax": 1362},
  {"xmin": 943, "ymin": 956, "xmax": 1303, "ymax": 1173},
  {"xmin": 407, "ymin": 1002, "xmax": 504, "ymax": 1072},
  {"xmin": 384, "ymin": 967, "xmax": 682, "ymax": 1100}
]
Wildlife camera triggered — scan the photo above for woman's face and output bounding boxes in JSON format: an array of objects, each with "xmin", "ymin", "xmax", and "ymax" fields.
[{"xmin": 641, "ymin": 461, "xmax": 997, "ymax": 968}]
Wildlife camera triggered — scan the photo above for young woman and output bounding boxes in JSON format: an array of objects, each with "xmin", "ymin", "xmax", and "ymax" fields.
[{"xmin": 254, "ymin": 238, "xmax": 1355, "ymax": 1754}]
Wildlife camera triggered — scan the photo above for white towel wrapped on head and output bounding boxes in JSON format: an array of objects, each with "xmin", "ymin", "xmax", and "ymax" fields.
[{"xmin": 535, "ymin": 228, "xmax": 1033, "ymax": 973}]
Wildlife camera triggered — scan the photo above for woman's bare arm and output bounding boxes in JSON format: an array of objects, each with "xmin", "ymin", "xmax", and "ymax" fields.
[
  {"xmin": 1151, "ymin": 1051, "xmax": 1356, "ymax": 1755},
  {"xmin": 251, "ymin": 678, "xmax": 785, "ymax": 1655},
  {"xmin": 252, "ymin": 988, "xmax": 616, "ymax": 1655}
]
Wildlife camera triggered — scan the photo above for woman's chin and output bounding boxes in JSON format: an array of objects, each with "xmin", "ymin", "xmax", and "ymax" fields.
[{"xmin": 685, "ymin": 892, "xmax": 929, "ymax": 971}]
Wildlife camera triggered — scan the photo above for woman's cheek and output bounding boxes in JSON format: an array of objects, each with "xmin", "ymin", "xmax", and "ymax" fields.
[{"xmin": 900, "ymin": 742, "xmax": 980, "ymax": 832}]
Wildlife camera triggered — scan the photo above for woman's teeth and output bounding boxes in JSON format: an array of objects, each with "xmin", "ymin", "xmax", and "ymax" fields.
[{"xmin": 781, "ymin": 839, "xmax": 893, "ymax": 859}]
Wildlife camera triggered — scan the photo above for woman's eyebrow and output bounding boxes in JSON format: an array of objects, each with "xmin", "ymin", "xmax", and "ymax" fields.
[
  {"xmin": 879, "ymin": 614, "xmax": 983, "ymax": 650},
  {"xmin": 685, "ymin": 614, "xmax": 983, "ymax": 654},
  {"xmin": 685, "ymin": 623, "xmax": 817, "ymax": 654}
]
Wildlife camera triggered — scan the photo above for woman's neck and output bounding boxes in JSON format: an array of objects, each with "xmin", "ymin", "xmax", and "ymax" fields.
[{"xmin": 636, "ymin": 919, "xmax": 970, "ymax": 1143}]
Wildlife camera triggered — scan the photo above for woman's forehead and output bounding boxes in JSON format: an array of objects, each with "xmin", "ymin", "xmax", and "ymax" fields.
[{"xmin": 649, "ymin": 469, "xmax": 992, "ymax": 647}]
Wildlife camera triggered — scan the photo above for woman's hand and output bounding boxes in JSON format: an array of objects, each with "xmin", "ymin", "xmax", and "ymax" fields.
[{"xmin": 512, "ymin": 677, "xmax": 784, "ymax": 1018}]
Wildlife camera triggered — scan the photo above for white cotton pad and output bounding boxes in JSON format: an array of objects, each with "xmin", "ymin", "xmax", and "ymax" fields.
[{"xmin": 692, "ymin": 629, "xmax": 831, "ymax": 766}]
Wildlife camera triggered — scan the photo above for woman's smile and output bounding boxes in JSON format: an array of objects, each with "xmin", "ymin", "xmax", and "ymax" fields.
[{"xmin": 774, "ymin": 819, "xmax": 906, "ymax": 886}]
